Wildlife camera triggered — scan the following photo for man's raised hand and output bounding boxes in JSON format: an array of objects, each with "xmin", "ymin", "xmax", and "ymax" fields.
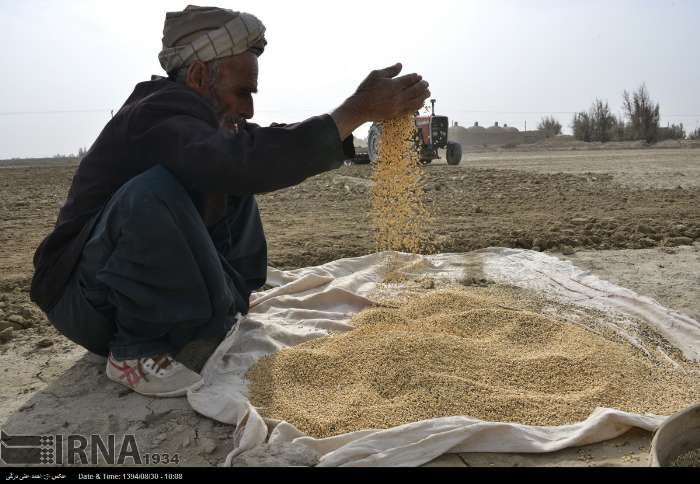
[{"xmin": 331, "ymin": 63, "xmax": 431, "ymax": 140}]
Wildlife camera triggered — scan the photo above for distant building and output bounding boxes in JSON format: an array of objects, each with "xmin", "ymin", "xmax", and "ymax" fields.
[
  {"xmin": 467, "ymin": 121, "xmax": 486, "ymax": 133},
  {"xmin": 449, "ymin": 120, "xmax": 544, "ymax": 147},
  {"xmin": 486, "ymin": 121, "xmax": 504, "ymax": 133}
]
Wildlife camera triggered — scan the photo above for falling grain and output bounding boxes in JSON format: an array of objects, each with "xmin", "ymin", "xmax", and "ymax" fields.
[{"xmin": 370, "ymin": 114, "xmax": 432, "ymax": 254}]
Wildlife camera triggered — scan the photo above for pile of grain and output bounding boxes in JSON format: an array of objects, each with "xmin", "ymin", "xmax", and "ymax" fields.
[
  {"xmin": 246, "ymin": 288, "xmax": 700, "ymax": 439},
  {"xmin": 370, "ymin": 115, "xmax": 432, "ymax": 253}
]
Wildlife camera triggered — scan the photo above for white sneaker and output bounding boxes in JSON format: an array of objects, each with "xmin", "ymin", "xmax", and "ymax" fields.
[{"xmin": 106, "ymin": 353, "xmax": 203, "ymax": 397}]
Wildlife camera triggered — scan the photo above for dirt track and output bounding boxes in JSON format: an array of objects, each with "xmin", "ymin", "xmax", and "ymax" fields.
[
  {"xmin": 1, "ymin": 145, "xmax": 699, "ymax": 466},
  {"xmin": 453, "ymin": 146, "xmax": 700, "ymax": 189}
]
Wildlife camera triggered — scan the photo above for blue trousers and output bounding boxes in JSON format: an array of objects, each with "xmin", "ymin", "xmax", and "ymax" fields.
[{"xmin": 47, "ymin": 166, "xmax": 267, "ymax": 360}]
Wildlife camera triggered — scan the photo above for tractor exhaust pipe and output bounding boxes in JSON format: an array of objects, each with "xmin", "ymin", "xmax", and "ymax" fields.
[{"xmin": 430, "ymin": 99, "xmax": 436, "ymax": 116}]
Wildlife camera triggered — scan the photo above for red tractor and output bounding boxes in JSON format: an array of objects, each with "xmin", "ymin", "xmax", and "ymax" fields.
[{"xmin": 365, "ymin": 99, "xmax": 462, "ymax": 166}]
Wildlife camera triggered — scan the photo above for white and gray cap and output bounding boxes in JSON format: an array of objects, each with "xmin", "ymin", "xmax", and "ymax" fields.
[{"xmin": 158, "ymin": 5, "xmax": 267, "ymax": 75}]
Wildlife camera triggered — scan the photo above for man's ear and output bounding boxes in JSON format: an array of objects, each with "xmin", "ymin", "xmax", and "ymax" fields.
[{"xmin": 185, "ymin": 61, "xmax": 209, "ymax": 96}]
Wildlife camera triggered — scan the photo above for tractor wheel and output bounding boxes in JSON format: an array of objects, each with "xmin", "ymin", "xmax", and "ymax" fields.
[
  {"xmin": 367, "ymin": 123, "xmax": 382, "ymax": 163},
  {"xmin": 446, "ymin": 141, "xmax": 462, "ymax": 165}
]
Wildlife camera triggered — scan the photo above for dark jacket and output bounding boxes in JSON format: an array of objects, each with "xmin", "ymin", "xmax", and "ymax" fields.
[{"xmin": 31, "ymin": 76, "xmax": 354, "ymax": 311}]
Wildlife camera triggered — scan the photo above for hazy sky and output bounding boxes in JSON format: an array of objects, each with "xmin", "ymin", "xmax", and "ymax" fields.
[{"xmin": 1, "ymin": 0, "xmax": 699, "ymax": 159}]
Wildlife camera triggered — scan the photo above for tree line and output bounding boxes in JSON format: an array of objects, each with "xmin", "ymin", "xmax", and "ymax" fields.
[{"xmin": 537, "ymin": 84, "xmax": 699, "ymax": 143}]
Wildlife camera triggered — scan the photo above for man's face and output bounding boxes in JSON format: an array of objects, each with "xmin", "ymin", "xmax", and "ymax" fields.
[{"xmin": 203, "ymin": 52, "xmax": 259, "ymax": 132}]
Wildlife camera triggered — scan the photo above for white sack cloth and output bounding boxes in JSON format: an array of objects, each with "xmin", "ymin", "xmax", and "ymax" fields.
[{"xmin": 187, "ymin": 249, "xmax": 700, "ymax": 467}]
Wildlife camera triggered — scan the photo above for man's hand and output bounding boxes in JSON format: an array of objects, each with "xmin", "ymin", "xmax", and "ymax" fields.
[{"xmin": 331, "ymin": 63, "xmax": 431, "ymax": 140}]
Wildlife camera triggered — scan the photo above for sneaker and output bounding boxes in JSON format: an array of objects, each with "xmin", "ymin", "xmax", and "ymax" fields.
[{"xmin": 106, "ymin": 353, "xmax": 203, "ymax": 397}]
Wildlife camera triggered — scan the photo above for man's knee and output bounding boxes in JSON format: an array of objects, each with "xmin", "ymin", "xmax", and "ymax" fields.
[
  {"xmin": 98, "ymin": 165, "xmax": 202, "ymax": 242},
  {"xmin": 46, "ymin": 277, "xmax": 116, "ymax": 357},
  {"xmin": 114, "ymin": 165, "xmax": 189, "ymax": 208}
]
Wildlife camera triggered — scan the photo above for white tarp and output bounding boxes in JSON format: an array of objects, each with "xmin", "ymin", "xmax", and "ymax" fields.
[{"xmin": 187, "ymin": 248, "xmax": 700, "ymax": 467}]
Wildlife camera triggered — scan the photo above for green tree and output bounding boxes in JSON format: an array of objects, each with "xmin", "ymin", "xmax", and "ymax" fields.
[
  {"xmin": 537, "ymin": 116, "xmax": 562, "ymax": 137},
  {"xmin": 622, "ymin": 84, "xmax": 660, "ymax": 143},
  {"xmin": 573, "ymin": 100, "xmax": 624, "ymax": 143},
  {"xmin": 590, "ymin": 99, "xmax": 617, "ymax": 142},
  {"xmin": 572, "ymin": 111, "xmax": 592, "ymax": 142},
  {"xmin": 690, "ymin": 126, "xmax": 700, "ymax": 140},
  {"xmin": 611, "ymin": 117, "xmax": 626, "ymax": 141}
]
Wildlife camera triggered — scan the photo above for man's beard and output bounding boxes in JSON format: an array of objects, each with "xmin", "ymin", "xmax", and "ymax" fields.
[
  {"xmin": 205, "ymin": 91, "xmax": 245, "ymax": 134},
  {"xmin": 219, "ymin": 113, "xmax": 246, "ymax": 133}
]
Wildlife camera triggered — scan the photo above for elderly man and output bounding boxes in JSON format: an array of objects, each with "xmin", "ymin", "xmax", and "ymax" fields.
[{"xmin": 31, "ymin": 5, "xmax": 430, "ymax": 397}]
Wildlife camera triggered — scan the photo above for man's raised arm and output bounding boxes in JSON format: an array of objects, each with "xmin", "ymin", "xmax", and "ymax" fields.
[{"xmin": 130, "ymin": 63, "xmax": 430, "ymax": 195}]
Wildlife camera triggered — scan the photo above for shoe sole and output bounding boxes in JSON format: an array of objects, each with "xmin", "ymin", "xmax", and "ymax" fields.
[{"xmin": 106, "ymin": 372, "xmax": 203, "ymax": 398}]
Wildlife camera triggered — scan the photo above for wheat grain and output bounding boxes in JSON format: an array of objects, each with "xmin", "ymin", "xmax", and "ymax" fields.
[
  {"xmin": 370, "ymin": 114, "xmax": 432, "ymax": 253},
  {"xmin": 247, "ymin": 287, "xmax": 700, "ymax": 439}
]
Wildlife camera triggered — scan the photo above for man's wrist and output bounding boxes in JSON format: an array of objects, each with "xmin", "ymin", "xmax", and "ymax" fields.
[{"xmin": 331, "ymin": 100, "xmax": 366, "ymax": 140}]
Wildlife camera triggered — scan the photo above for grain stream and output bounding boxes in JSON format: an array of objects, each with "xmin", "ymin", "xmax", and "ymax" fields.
[{"xmin": 370, "ymin": 115, "xmax": 432, "ymax": 253}]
